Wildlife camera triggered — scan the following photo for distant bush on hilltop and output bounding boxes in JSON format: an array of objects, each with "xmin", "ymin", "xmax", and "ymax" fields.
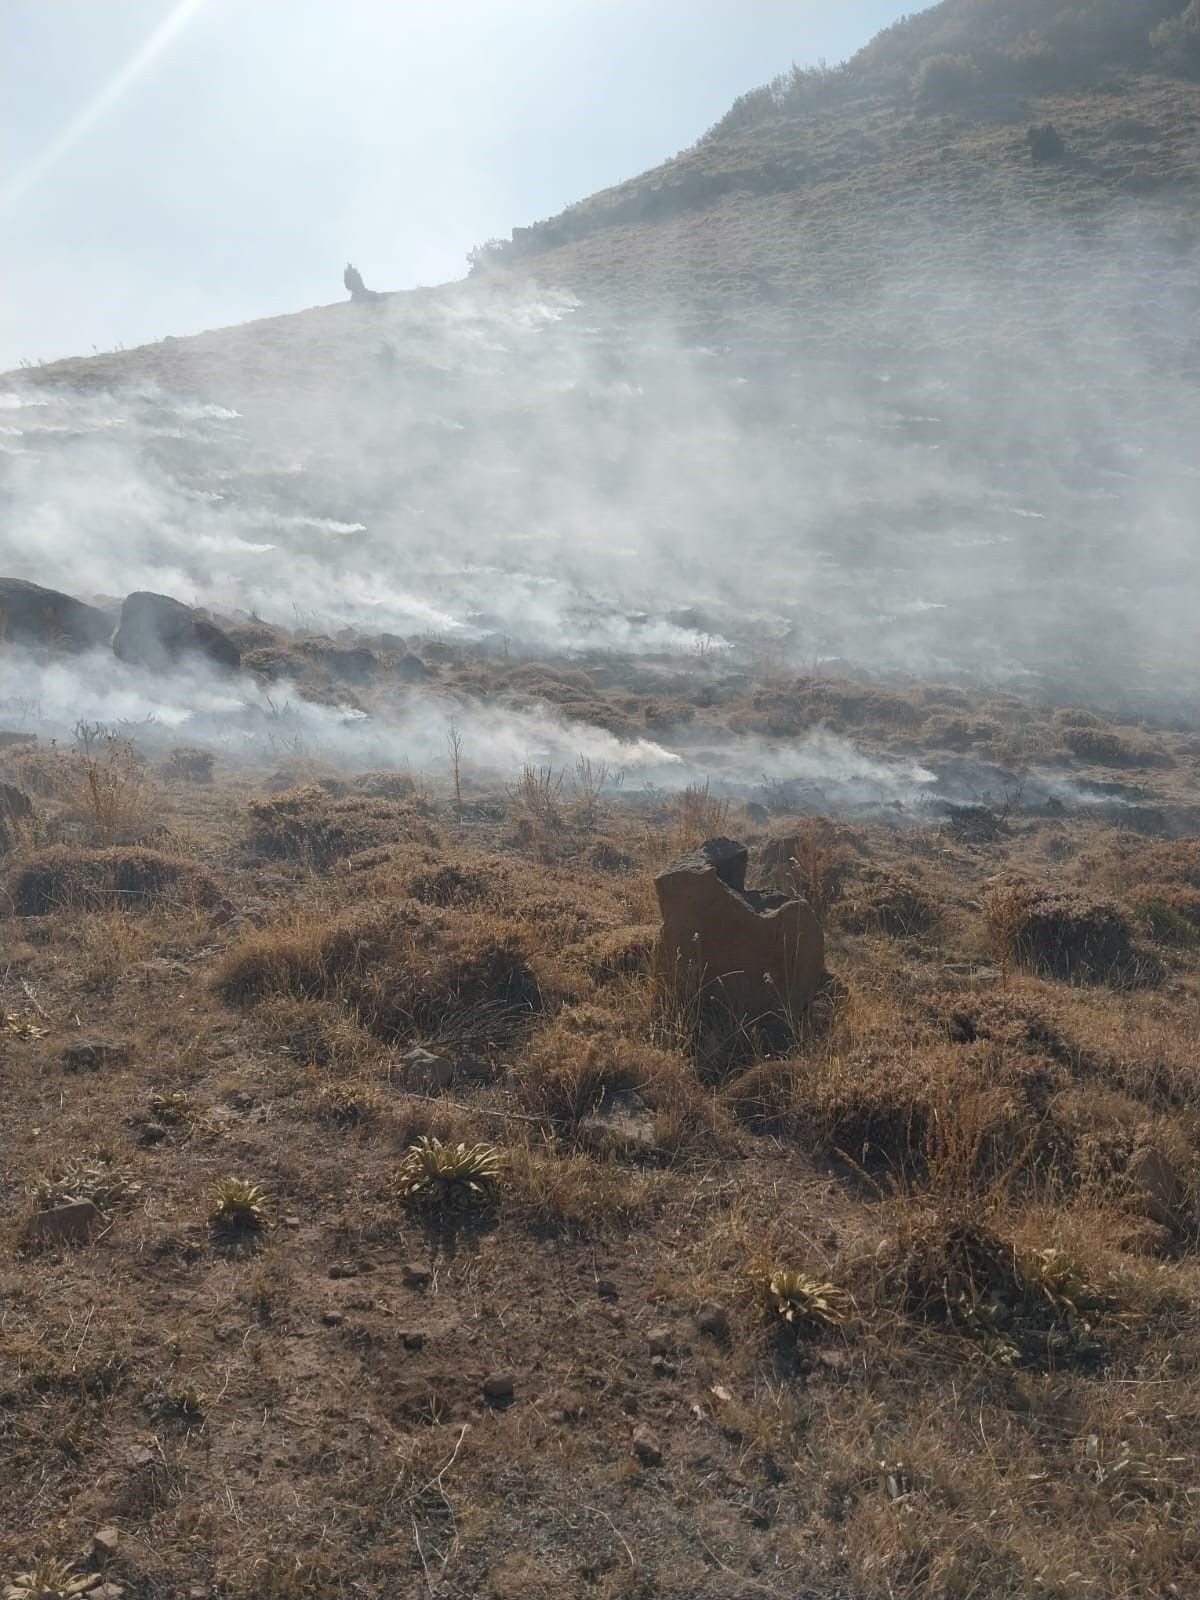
[
  {"xmin": 912, "ymin": 51, "xmax": 984, "ymax": 106},
  {"xmin": 701, "ymin": 0, "xmax": 1197, "ymax": 141}
]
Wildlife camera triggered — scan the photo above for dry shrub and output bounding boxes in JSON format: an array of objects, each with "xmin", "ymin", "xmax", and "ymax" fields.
[
  {"xmin": 839, "ymin": 870, "xmax": 940, "ymax": 938},
  {"xmin": 667, "ymin": 779, "xmax": 730, "ymax": 854},
  {"xmin": 887, "ymin": 1211, "xmax": 1112, "ymax": 1367},
  {"xmin": 573, "ymin": 923, "xmax": 656, "ymax": 985},
  {"xmin": 254, "ymin": 995, "xmax": 373, "ymax": 1069},
  {"xmin": 1061, "ymin": 726, "xmax": 1169, "ymax": 768},
  {"xmin": 517, "ymin": 1027, "xmax": 656, "ymax": 1128},
  {"xmin": 70, "ymin": 737, "xmax": 153, "ymax": 844},
  {"xmin": 8, "ymin": 845, "xmax": 218, "ymax": 916},
  {"xmin": 509, "ymin": 763, "xmax": 565, "ymax": 830},
  {"xmin": 408, "ymin": 861, "xmax": 491, "ymax": 908},
  {"xmin": 354, "ymin": 769, "xmax": 418, "ymax": 800},
  {"xmin": 504, "ymin": 1139, "xmax": 659, "ymax": 1234},
  {"xmin": 163, "ymin": 746, "xmax": 215, "ymax": 784},
  {"xmin": 246, "ymin": 785, "xmax": 436, "ymax": 868},
  {"xmin": 1006, "ymin": 887, "xmax": 1154, "ymax": 986},
  {"xmin": 217, "ymin": 904, "xmax": 543, "ymax": 1054},
  {"xmin": 756, "ymin": 817, "xmax": 863, "ymax": 917}
]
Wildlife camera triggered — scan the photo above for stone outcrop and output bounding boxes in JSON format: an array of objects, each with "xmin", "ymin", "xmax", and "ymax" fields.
[
  {"xmin": 0, "ymin": 576, "xmax": 113, "ymax": 652},
  {"xmin": 653, "ymin": 837, "xmax": 824, "ymax": 1022},
  {"xmin": 113, "ymin": 591, "xmax": 241, "ymax": 673}
]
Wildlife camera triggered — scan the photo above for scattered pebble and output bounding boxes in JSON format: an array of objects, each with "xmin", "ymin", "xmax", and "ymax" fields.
[
  {"xmin": 631, "ymin": 1424, "xmax": 663, "ymax": 1466},
  {"xmin": 483, "ymin": 1372, "xmax": 515, "ymax": 1404}
]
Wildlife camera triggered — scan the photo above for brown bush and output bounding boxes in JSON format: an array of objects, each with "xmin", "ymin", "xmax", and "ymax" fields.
[
  {"xmin": 1010, "ymin": 889, "xmax": 1154, "ymax": 986},
  {"xmin": 839, "ymin": 870, "xmax": 940, "ymax": 937},
  {"xmin": 573, "ymin": 924, "xmax": 656, "ymax": 985},
  {"xmin": 7, "ymin": 845, "xmax": 219, "ymax": 916},
  {"xmin": 246, "ymin": 785, "xmax": 437, "ymax": 867},
  {"xmin": 217, "ymin": 904, "xmax": 543, "ymax": 1054}
]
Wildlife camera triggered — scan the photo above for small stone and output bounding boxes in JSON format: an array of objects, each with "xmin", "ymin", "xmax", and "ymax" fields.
[
  {"xmin": 696, "ymin": 1301, "xmax": 730, "ymax": 1339},
  {"xmin": 596, "ymin": 1278, "xmax": 619, "ymax": 1300},
  {"xmin": 400, "ymin": 1046, "xmax": 454, "ymax": 1093},
  {"xmin": 92, "ymin": 1525, "xmax": 121, "ymax": 1561},
  {"xmin": 631, "ymin": 1424, "xmax": 662, "ymax": 1466},
  {"xmin": 402, "ymin": 1262, "xmax": 433, "ymax": 1289},
  {"xmin": 650, "ymin": 1354, "xmax": 671, "ymax": 1376},
  {"xmin": 482, "ymin": 1372, "xmax": 515, "ymax": 1404},
  {"xmin": 401, "ymin": 1331, "xmax": 425, "ymax": 1351},
  {"xmin": 139, "ymin": 1121, "xmax": 168, "ymax": 1145},
  {"xmin": 321, "ymin": 1311, "xmax": 345, "ymax": 1327},
  {"xmin": 281, "ymin": 1215, "xmax": 301, "ymax": 1229},
  {"xmin": 63, "ymin": 1040, "xmax": 131, "ymax": 1072},
  {"xmin": 27, "ymin": 1199, "xmax": 104, "ymax": 1245},
  {"xmin": 646, "ymin": 1325, "xmax": 673, "ymax": 1356},
  {"xmin": 328, "ymin": 1263, "xmax": 359, "ymax": 1280}
]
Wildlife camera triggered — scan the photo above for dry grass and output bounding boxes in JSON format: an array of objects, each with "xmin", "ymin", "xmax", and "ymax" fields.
[{"xmin": 2, "ymin": 667, "xmax": 1199, "ymax": 1600}]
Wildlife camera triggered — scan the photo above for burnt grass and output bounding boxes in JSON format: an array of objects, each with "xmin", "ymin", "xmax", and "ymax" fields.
[{"xmin": 2, "ymin": 660, "xmax": 1199, "ymax": 1600}]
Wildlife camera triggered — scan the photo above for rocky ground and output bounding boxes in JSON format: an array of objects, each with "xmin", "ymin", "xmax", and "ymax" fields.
[{"xmin": 2, "ymin": 635, "xmax": 1199, "ymax": 1600}]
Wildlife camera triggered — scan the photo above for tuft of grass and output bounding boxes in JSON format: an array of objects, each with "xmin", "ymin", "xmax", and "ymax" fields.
[
  {"xmin": 210, "ymin": 1178, "xmax": 271, "ymax": 1233},
  {"xmin": 395, "ymin": 1136, "xmax": 501, "ymax": 1212},
  {"xmin": 4, "ymin": 1560, "xmax": 99, "ymax": 1600},
  {"xmin": 764, "ymin": 1268, "xmax": 850, "ymax": 1334}
]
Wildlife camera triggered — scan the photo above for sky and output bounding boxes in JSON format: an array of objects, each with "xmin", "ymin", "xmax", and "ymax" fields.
[{"xmin": 0, "ymin": 1, "xmax": 920, "ymax": 370}]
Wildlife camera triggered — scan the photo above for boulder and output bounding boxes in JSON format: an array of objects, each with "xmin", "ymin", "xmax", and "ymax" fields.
[
  {"xmin": 0, "ymin": 576, "xmax": 112, "ymax": 652},
  {"xmin": 26, "ymin": 1199, "xmax": 104, "ymax": 1245},
  {"xmin": 654, "ymin": 837, "xmax": 824, "ymax": 1022},
  {"xmin": 113, "ymin": 591, "xmax": 241, "ymax": 673}
]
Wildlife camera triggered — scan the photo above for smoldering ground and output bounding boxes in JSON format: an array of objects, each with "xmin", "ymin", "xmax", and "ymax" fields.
[{"xmin": 1, "ymin": 211, "xmax": 1198, "ymax": 806}]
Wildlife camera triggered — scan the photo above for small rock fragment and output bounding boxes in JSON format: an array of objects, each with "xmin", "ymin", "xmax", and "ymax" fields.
[
  {"xmin": 483, "ymin": 1372, "xmax": 515, "ymax": 1404},
  {"xmin": 91, "ymin": 1525, "xmax": 121, "ymax": 1562},
  {"xmin": 328, "ymin": 1263, "xmax": 359, "ymax": 1280},
  {"xmin": 401, "ymin": 1330, "xmax": 425, "ymax": 1351},
  {"xmin": 596, "ymin": 1278, "xmax": 619, "ymax": 1300},
  {"xmin": 402, "ymin": 1262, "xmax": 433, "ymax": 1289},
  {"xmin": 646, "ymin": 1325, "xmax": 673, "ymax": 1356},
  {"xmin": 400, "ymin": 1045, "xmax": 454, "ymax": 1092},
  {"xmin": 631, "ymin": 1424, "xmax": 663, "ymax": 1466},
  {"xmin": 63, "ymin": 1040, "xmax": 132, "ymax": 1072},
  {"xmin": 696, "ymin": 1301, "xmax": 730, "ymax": 1339}
]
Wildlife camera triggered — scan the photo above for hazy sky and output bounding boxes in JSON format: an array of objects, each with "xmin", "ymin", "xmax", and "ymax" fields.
[{"xmin": 1, "ymin": 1, "xmax": 919, "ymax": 369}]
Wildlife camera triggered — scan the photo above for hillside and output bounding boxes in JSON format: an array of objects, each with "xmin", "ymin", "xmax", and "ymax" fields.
[{"xmin": 3, "ymin": 6, "xmax": 1200, "ymax": 1600}]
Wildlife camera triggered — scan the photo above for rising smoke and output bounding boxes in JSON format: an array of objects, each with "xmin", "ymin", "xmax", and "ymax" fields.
[{"xmin": 1, "ymin": 209, "xmax": 1197, "ymax": 803}]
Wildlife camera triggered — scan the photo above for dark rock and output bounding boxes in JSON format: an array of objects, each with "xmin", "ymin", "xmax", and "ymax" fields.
[
  {"xmin": 483, "ymin": 1372, "xmax": 515, "ymax": 1404},
  {"xmin": 63, "ymin": 1040, "xmax": 132, "ymax": 1072},
  {"xmin": 402, "ymin": 1262, "xmax": 433, "ymax": 1289},
  {"xmin": 696, "ymin": 1301, "xmax": 730, "ymax": 1339},
  {"xmin": 328, "ymin": 1263, "xmax": 359, "ymax": 1280},
  {"xmin": 321, "ymin": 1310, "xmax": 345, "ymax": 1327},
  {"xmin": 654, "ymin": 837, "xmax": 825, "ymax": 1023},
  {"xmin": 646, "ymin": 1325, "xmax": 673, "ymax": 1356},
  {"xmin": 113, "ymin": 591, "xmax": 241, "ymax": 673},
  {"xmin": 596, "ymin": 1278, "xmax": 619, "ymax": 1300},
  {"xmin": 401, "ymin": 1330, "xmax": 425, "ymax": 1351},
  {"xmin": 399, "ymin": 1046, "xmax": 454, "ymax": 1092},
  {"xmin": 0, "ymin": 780, "xmax": 33, "ymax": 821},
  {"xmin": 91, "ymin": 1525, "xmax": 121, "ymax": 1562},
  {"xmin": 631, "ymin": 1424, "xmax": 663, "ymax": 1466},
  {"xmin": 27, "ymin": 1199, "xmax": 104, "ymax": 1244},
  {"xmin": 0, "ymin": 576, "xmax": 112, "ymax": 652}
]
